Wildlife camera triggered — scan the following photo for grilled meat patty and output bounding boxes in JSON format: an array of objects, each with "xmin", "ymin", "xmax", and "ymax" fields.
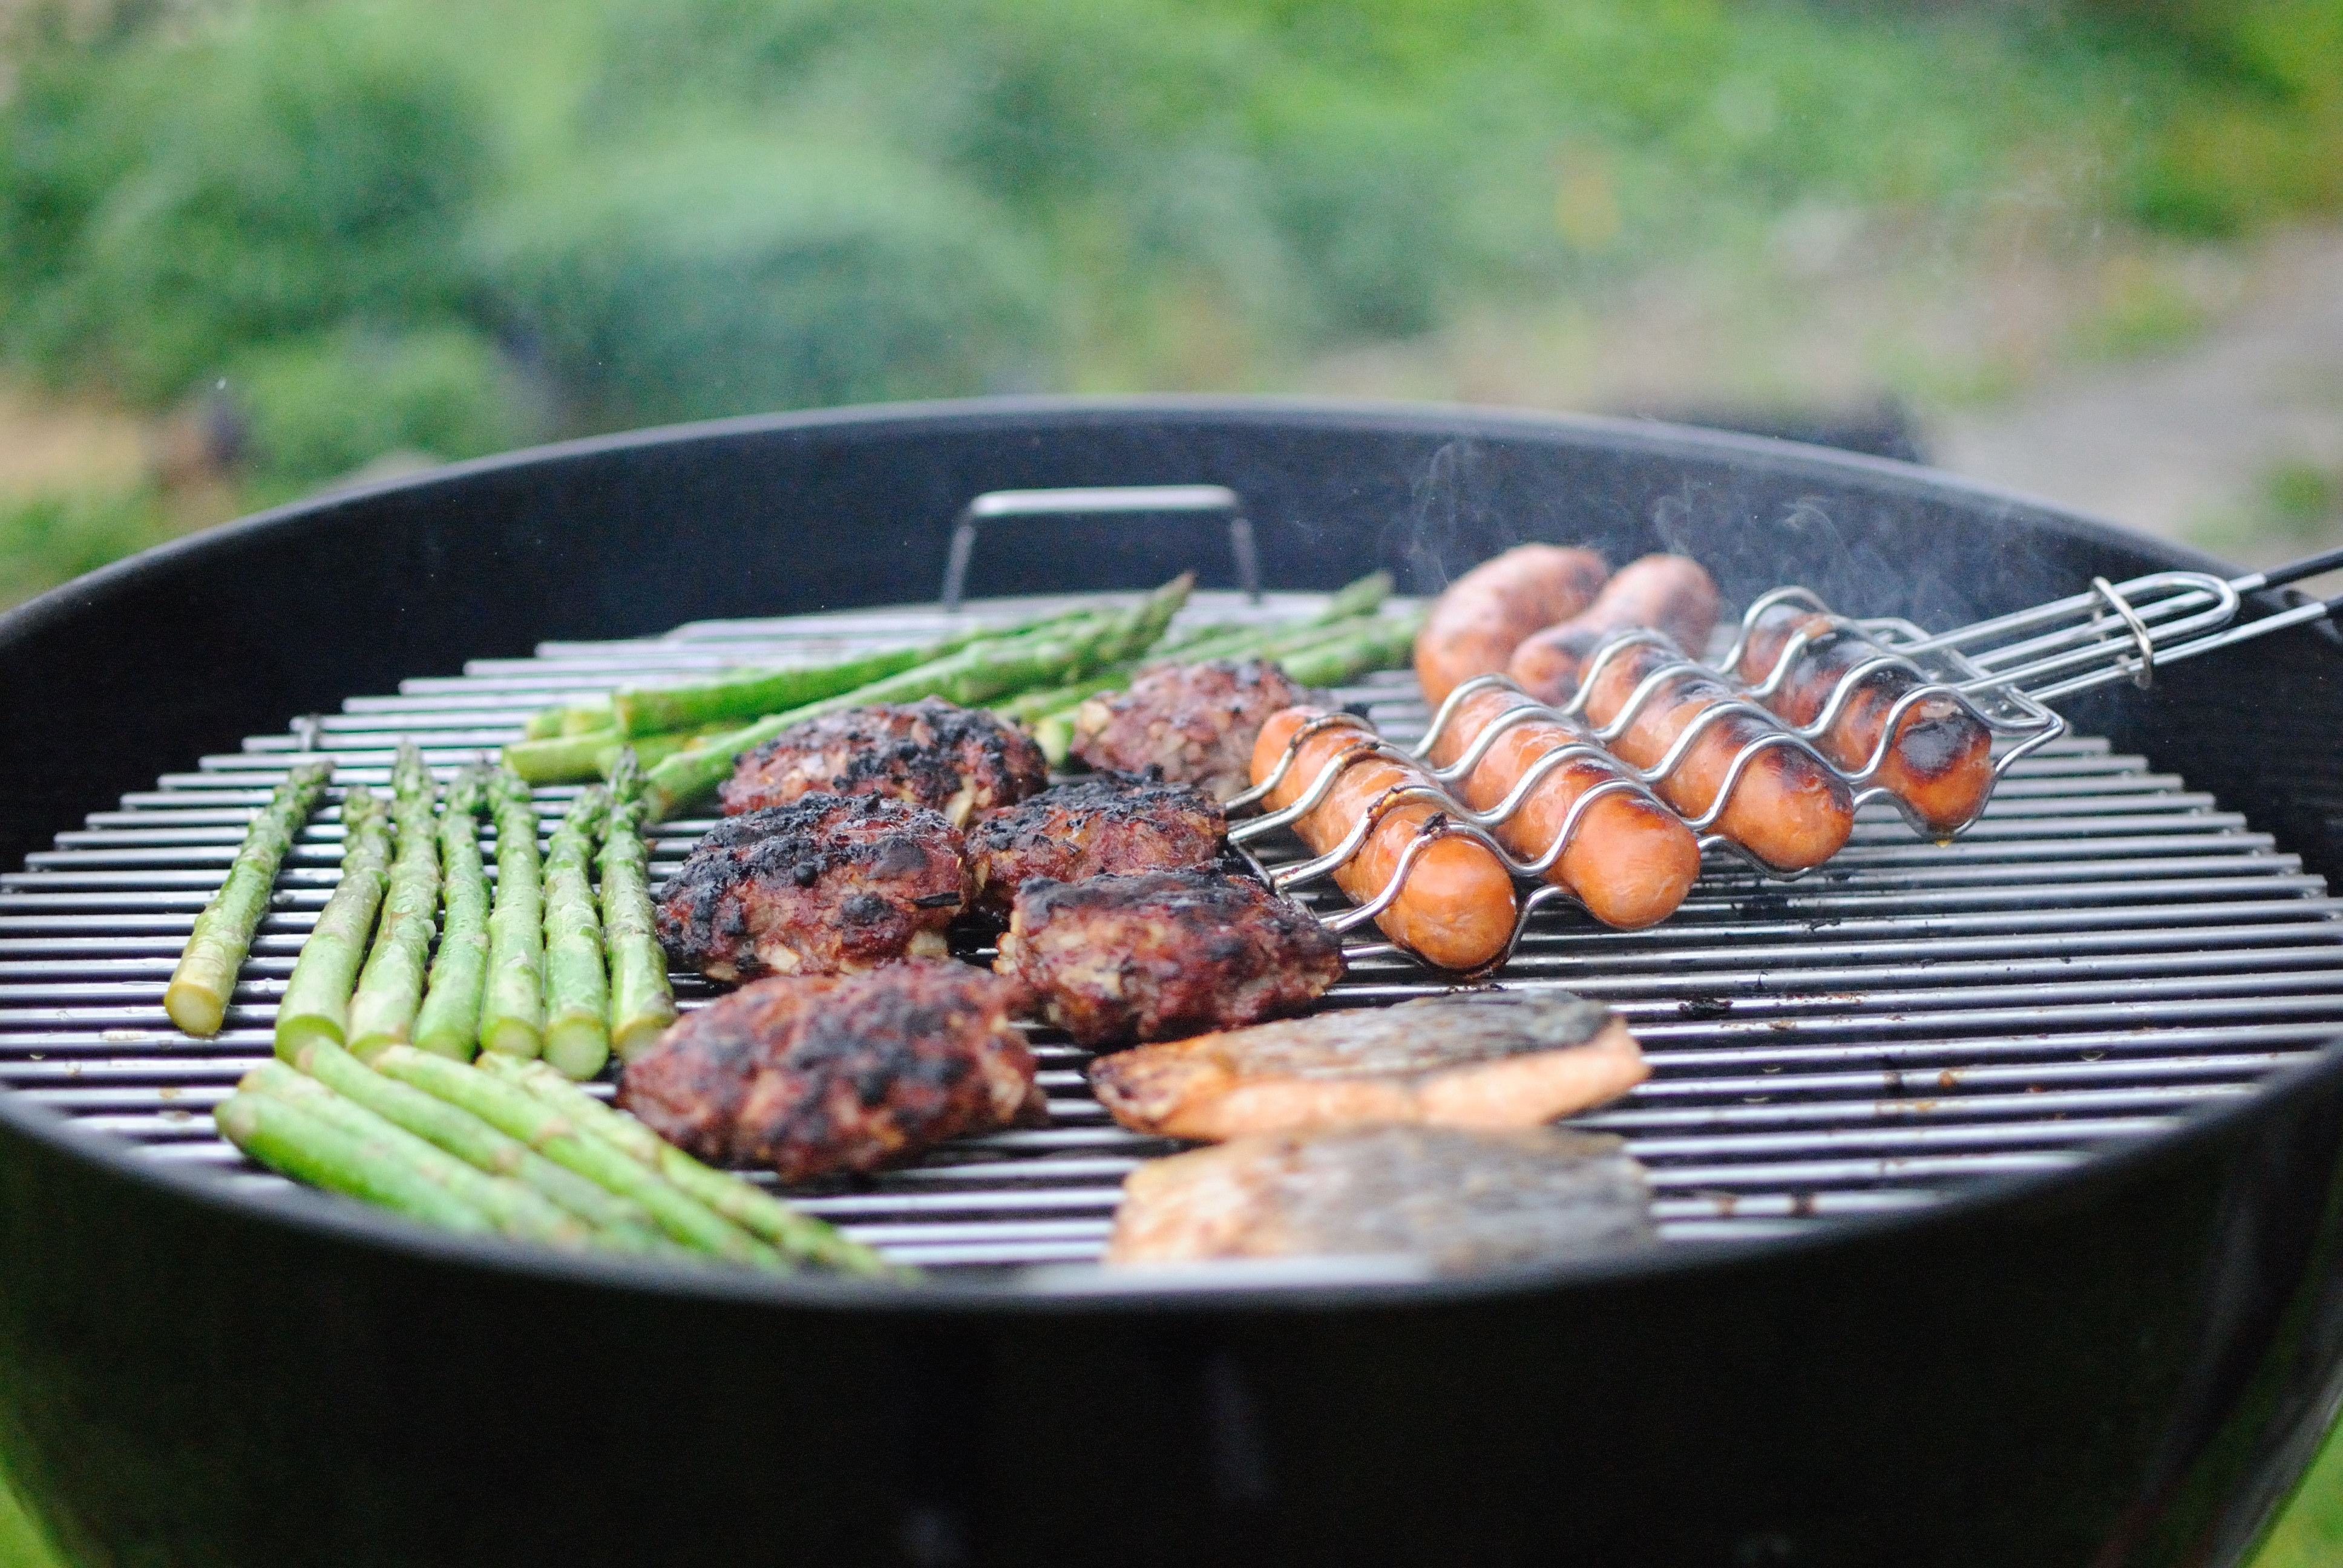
[
  {"xmin": 655, "ymin": 793, "xmax": 967, "ymax": 982},
  {"xmin": 1089, "ymin": 988, "xmax": 1645, "ymax": 1140},
  {"xmin": 1070, "ymin": 659, "xmax": 1308, "ymax": 802},
  {"xmin": 720, "ymin": 697, "xmax": 1047, "ymax": 826},
  {"xmin": 994, "ymin": 869, "xmax": 1343, "ymax": 1048},
  {"xmin": 1106, "ymin": 1123, "xmax": 1656, "ymax": 1272},
  {"xmin": 966, "ymin": 771, "xmax": 1226, "ymax": 918},
  {"xmin": 618, "ymin": 961, "xmax": 1044, "ymax": 1181}
]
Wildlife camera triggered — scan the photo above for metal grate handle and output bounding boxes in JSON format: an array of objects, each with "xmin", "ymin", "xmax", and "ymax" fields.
[{"xmin": 939, "ymin": 486, "xmax": 1261, "ymax": 612}]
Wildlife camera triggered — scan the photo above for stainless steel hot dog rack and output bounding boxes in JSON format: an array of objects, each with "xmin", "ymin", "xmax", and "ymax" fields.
[{"xmin": 1233, "ymin": 546, "xmax": 2343, "ymax": 973}]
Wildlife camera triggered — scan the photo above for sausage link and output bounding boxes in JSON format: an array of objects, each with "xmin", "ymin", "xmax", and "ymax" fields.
[
  {"xmin": 1733, "ymin": 603, "xmax": 1994, "ymax": 836},
  {"xmin": 1426, "ymin": 686, "xmax": 1702, "ymax": 929},
  {"xmin": 1581, "ymin": 639, "xmax": 1855, "ymax": 871},
  {"xmin": 1414, "ymin": 544, "xmax": 1608, "ymax": 706},
  {"xmin": 1508, "ymin": 554, "xmax": 1722, "ymax": 704},
  {"xmin": 1251, "ymin": 706, "xmax": 1518, "ymax": 971}
]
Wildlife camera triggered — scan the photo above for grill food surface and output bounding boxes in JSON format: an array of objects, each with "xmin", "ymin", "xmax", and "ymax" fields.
[
  {"xmin": 5, "ymin": 587, "xmax": 2342, "ymax": 1275},
  {"xmin": 966, "ymin": 772, "xmax": 1225, "ymax": 918},
  {"xmin": 1086, "ymin": 990, "xmax": 1643, "ymax": 1140},
  {"xmin": 618, "ymin": 961, "xmax": 1043, "ymax": 1182},
  {"xmin": 655, "ymin": 794, "xmax": 967, "ymax": 981},
  {"xmin": 1106, "ymin": 1123, "xmax": 1657, "ymax": 1271},
  {"xmin": 1071, "ymin": 658, "xmax": 1308, "ymax": 802},
  {"xmin": 719, "ymin": 697, "xmax": 1046, "ymax": 826},
  {"xmin": 996, "ymin": 868, "xmax": 1345, "ymax": 1047}
]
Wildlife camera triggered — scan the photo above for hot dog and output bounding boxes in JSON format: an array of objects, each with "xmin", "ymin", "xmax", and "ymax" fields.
[
  {"xmin": 1414, "ymin": 544, "xmax": 1609, "ymax": 706},
  {"xmin": 1425, "ymin": 685, "xmax": 1702, "ymax": 929},
  {"xmin": 1251, "ymin": 707, "xmax": 1518, "ymax": 972},
  {"xmin": 1731, "ymin": 603, "xmax": 1994, "ymax": 836},
  {"xmin": 1579, "ymin": 636, "xmax": 1855, "ymax": 871},
  {"xmin": 1508, "ymin": 554, "xmax": 1721, "ymax": 705}
]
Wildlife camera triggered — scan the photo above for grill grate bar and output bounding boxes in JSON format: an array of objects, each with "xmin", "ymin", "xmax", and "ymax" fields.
[{"xmin": 4, "ymin": 589, "xmax": 2339, "ymax": 1275}]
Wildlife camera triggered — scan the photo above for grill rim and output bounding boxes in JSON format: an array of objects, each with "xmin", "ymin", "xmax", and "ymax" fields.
[
  {"xmin": 0, "ymin": 390, "xmax": 2254, "ymax": 676},
  {"xmin": 1, "ymin": 393, "xmax": 2338, "ymax": 1308}
]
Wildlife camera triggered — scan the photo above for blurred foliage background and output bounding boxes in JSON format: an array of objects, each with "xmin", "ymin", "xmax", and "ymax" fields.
[{"xmin": 0, "ymin": 0, "xmax": 2335, "ymax": 604}]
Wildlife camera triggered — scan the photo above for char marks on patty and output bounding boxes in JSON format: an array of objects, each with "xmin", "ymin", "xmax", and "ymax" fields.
[
  {"xmin": 655, "ymin": 792, "xmax": 966, "ymax": 982},
  {"xmin": 721, "ymin": 697, "xmax": 1046, "ymax": 826},
  {"xmin": 618, "ymin": 961, "xmax": 1045, "ymax": 1181},
  {"xmin": 1070, "ymin": 659, "xmax": 1308, "ymax": 803},
  {"xmin": 966, "ymin": 770, "xmax": 1226, "ymax": 918},
  {"xmin": 995, "ymin": 869, "xmax": 1343, "ymax": 1048}
]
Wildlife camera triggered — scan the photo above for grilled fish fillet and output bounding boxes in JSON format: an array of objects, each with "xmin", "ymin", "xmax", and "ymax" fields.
[
  {"xmin": 1106, "ymin": 1123, "xmax": 1656, "ymax": 1272},
  {"xmin": 1087, "ymin": 988, "xmax": 1645, "ymax": 1140}
]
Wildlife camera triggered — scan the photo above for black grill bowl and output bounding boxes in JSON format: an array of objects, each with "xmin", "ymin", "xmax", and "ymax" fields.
[{"xmin": 4, "ymin": 396, "xmax": 2342, "ymax": 1568}]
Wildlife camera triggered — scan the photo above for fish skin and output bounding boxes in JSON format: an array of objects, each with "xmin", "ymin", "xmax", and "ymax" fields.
[
  {"xmin": 1107, "ymin": 1122, "xmax": 1657, "ymax": 1272},
  {"xmin": 1087, "ymin": 988, "xmax": 1647, "ymax": 1141}
]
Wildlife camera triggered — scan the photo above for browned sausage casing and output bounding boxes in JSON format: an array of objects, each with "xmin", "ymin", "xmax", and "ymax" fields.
[
  {"xmin": 1732, "ymin": 603, "xmax": 1994, "ymax": 835},
  {"xmin": 1426, "ymin": 686, "xmax": 1702, "ymax": 929},
  {"xmin": 1414, "ymin": 544, "xmax": 1609, "ymax": 706},
  {"xmin": 1507, "ymin": 554, "xmax": 1721, "ymax": 704},
  {"xmin": 1251, "ymin": 706, "xmax": 1518, "ymax": 972},
  {"xmin": 1581, "ymin": 638, "xmax": 1855, "ymax": 871}
]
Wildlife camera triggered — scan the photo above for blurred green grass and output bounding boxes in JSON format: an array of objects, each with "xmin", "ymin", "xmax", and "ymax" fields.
[
  {"xmin": 0, "ymin": 1465, "xmax": 54, "ymax": 1568},
  {"xmin": 3, "ymin": 1416, "xmax": 2343, "ymax": 1564},
  {"xmin": 2259, "ymin": 1419, "xmax": 2343, "ymax": 1567}
]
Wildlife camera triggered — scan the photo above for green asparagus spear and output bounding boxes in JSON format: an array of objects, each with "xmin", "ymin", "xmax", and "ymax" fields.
[
  {"xmin": 476, "ymin": 1053, "xmax": 903, "ymax": 1277},
  {"xmin": 244, "ymin": 1061, "xmax": 592, "ymax": 1249},
  {"xmin": 601, "ymin": 753, "xmax": 677, "ymax": 1059},
  {"xmin": 216, "ymin": 1088, "xmax": 492, "ymax": 1235},
  {"xmin": 613, "ymin": 645, "xmax": 937, "ymax": 739},
  {"xmin": 521, "ymin": 707, "xmax": 571, "ymax": 740},
  {"xmin": 349, "ymin": 743, "xmax": 441, "ymax": 1059},
  {"xmin": 372, "ymin": 1046, "xmax": 783, "ymax": 1267},
  {"xmin": 480, "ymin": 765, "xmax": 546, "ymax": 1059},
  {"xmin": 1034, "ymin": 710, "xmax": 1080, "ymax": 768},
  {"xmin": 592, "ymin": 724, "xmax": 732, "ymax": 777},
  {"xmin": 1309, "ymin": 569, "xmax": 1395, "ymax": 624},
  {"xmin": 296, "ymin": 1039, "xmax": 670, "ymax": 1250},
  {"xmin": 991, "ymin": 665, "xmax": 1144, "ymax": 724},
  {"xmin": 1087, "ymin": 570, "xmax": 1194, "ymax": 664},
  {"xmin": 413, "ymin": 768, "xmax": 490, "ymax": 1059},
  {"xmin": 997, "ymin": 573, "xmax": 1397, "ymax": 725},
  {"xmin": 638, "ymin": 575, "xmax": 1191, "ymax": 820},
  {"xmin": 1001, "ymin": 621, "xmax": 1346, "ymax": 725},
  {"xmin": 531, "ymin": 606, "xmax": 1099, "ymax": 745},
  {"xmin": 502, "ymin": 730, "xmax": 619, "ymax": 786},
  {"xmin": 1270, "ymin": 612, "xmax": 1425, "ymax": 686},
  {"xmin": 501, "ymin": 721, "xmax": 739, "ymax": 788},
  {"xmin": 542, "ymin": 786, "xmax": 611, "ymax": 1080},
  {"xmin": 1173, "ymin": 616, "xmax": 1361, "ymax": 668},
  {"xmin": 274, "ymin": 782, "xmax": 392, "ymax": 1060},
  {"xmin": 166, "ymin": 759, "xmax": 332, "ymax": 1038}
]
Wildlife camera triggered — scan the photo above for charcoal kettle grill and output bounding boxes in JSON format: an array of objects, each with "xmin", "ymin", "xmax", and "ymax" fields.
[{"xmin": 4, "ymin": 398, "xmax": 2343, "ymax": 1567}]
